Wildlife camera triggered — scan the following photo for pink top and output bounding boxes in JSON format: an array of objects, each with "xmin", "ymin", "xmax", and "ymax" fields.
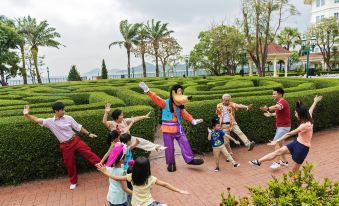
[
  {"xmin": 296, "ymin": 122, "xmax": 313, "ymax": 147},
  {"xmin": 39, "ymin": 115, "xmax": 82, "ymax": 143}
]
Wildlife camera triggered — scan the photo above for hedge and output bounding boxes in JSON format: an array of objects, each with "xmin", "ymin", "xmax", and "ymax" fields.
[
  {"xmin": 0, "ymin": 105, "xmax": 156, "ymax": 185},
  {"xmin": 0, "ymin": 99, "xmax": 28, "ymax": 106},
  {"xmin": 23, "ymin": 96, "xmax": 71, "ymax": 104},
  {"xmin": 0, "ymin": 99, "xmax": 75, "ymax": 111},
  {"xmin": 89, "ymin": 92, "xmax": 126, "ymax": 107}
]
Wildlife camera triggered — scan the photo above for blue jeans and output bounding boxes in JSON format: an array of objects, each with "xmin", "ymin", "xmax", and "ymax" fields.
[{"xmin": 109, "ymin": 202, "xmax": 128, "ymax": 206}]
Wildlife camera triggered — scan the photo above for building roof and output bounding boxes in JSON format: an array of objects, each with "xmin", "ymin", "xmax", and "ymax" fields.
[{"xmin": 266, "ymin": 42, "xmax": 291, "ymax": 54}]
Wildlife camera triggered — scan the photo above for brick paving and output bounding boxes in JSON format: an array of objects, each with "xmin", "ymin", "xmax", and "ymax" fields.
[{"xmin": 1, "ymin": 127, "xmax": 338, "ymax": 206}]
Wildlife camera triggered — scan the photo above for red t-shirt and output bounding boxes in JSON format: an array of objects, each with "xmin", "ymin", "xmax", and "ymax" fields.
[{"xmin": 275, "ymin": 98, "xmax": 291, "ymax": 127}]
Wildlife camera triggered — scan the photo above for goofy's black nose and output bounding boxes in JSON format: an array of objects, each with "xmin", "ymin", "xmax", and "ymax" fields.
[{"xmin": 187, "ymin": 95, "xmax": 192, "ymax": 100}]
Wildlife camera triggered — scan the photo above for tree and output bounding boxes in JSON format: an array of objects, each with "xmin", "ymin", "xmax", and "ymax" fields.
[
  {"xmin": 147, "ymin": 36, "xmax": 182, "ymax": 77},
  {"xmin": 101, "ymin": 59, "xmax": 108, "ymax": 79},
  {"xmin": 241, "ymin": 0, "xmax": 298, "ymax": 76},
  {"xmin": 15, "ymin": 18, "xmax": 29, "ymax": 84},
  {"xmin": 308, "ymin": 17, "xmax": 339, "ymax": 71},
  {"xmin": 67, "ymin": 65, "xmax": 81, "ymax": 81},
  {"xmin": 0, "ymin": 16, "xmax": 21, "ymax": 86},
  {"xmin": 276, "ymin": 27, "xmax": 301, "ymax": 51},
  {"xmin": 133, "ymin": 24, "xmax": 149, "ymax": 77},
  {"xmin": 146, "ymin": 19, "xmax": 173, "ymax": 77},
  {"xmin": 109, "ymin": 20, "xmax": 140, "ymax": 78},
  {"xmin": 20, "ymin": 16, "xmax": 62, "ymax": 83}
]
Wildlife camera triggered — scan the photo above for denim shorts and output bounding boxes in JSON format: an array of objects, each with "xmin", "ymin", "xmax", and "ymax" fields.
[
  {"xmin": 286, "ymin": 139, "xmax": 309, "ymax": 164},
  {"xmin": 148, "ymin": 201, "xmax": 167, "ymax": 206},
  {"xmin": 273, "ymin": 127, "xmax": 291, "ymax": 141}
]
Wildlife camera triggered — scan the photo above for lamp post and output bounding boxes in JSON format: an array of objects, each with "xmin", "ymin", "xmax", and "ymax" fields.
[
  {"xmin": 300, "ymin": 36, "xmax": 316, "ymax": 78},
  {"xmin": 239, "ymin": 51, "xmax": 247, "ymax": 76},
  {"xmin": 46, "ymin": 67, "xmax": 51, "ymax": 83},
  {"xmin": 132, "ymin": 67, "xmax": 134, "ymax": 78},
  {"xmin": 185, "ymin": 55, "xmax": 189, "ymax": 77}
]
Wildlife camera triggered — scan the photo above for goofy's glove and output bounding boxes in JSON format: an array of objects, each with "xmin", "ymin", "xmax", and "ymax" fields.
[
  {"xmin": 192, "ymin": 119, "xmax": 203, "ymax": 125},
  {"xmin": 139, "ymin": 82, "xmax": 149, "ymax": 93}
]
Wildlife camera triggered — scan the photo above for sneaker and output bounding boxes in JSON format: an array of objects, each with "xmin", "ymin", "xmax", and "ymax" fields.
[
  {"xmin": 226, "ymin": 159, "xmax": 230, "ymax": 162},
  {"xmin": 279, "ymin": 160, "xmax": 288, "ymax": 167},
  {"xmin": 249, "ymin": 160, "xmax": 261, "ymax": 166},
  {"xmin": 69, "ymin": 184, "xmax": 77, "ymax": 190},
  {"xmin": 233, "ymin": 163, "xmax": 240, "ymax": 167},
  {"xmin": 270, "ymin": 162, "xmax": 281, "ymax": 169},
  {"xmin": 156, "ymin": 146, "xmax": 167, "ymax": 152},
  {"xmin": 214, "ymin": 167, "xmax": 220, "ymax": 172},
  {"xmin": 248, "ymin": 141, "xmax": 255, "ymax": 151}
]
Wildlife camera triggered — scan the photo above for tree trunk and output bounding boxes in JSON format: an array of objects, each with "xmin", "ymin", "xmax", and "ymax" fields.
[
  {"xmin": 127, "ymin": 49, "xmax": 131, "ymax": 78},
  {"xmin": 162, "ymin": 62, "xmax": 166, "ymax": 78},
  {"xmin": 0, "ymin": 69, "xmax": 6, "ymax": 86},
  {"xmin": 141, "ymin": 52, "xmax": 146, "ymax": 78},
  {"xmin": 155, "ymin": 49, "xmax": 159, "ymax": 77},
  {"xmin": 20, "ymin": 45, "xmax": 27, "ymax": 84},
  {"xmin": 31, "ymin": 46, "xmax": 41, "ymax": 83}
]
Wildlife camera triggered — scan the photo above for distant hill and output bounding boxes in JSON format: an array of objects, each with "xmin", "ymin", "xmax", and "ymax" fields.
[{"xmin": 82, "ymin": 62, "xmax": 192, "ymax": 76}]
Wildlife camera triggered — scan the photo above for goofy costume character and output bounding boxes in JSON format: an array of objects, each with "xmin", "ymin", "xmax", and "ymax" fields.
[{"xmin": 139, "ymin": 82, "xmax": 204, "ymax": 172}]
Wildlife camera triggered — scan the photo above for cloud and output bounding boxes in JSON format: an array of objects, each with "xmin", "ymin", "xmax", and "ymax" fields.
[{"xmin": 1, "ymin": 0, "xmax": 310, "ymax": 77}]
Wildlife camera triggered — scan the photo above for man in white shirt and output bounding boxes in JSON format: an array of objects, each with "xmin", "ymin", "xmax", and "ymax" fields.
[{"xmin": 23, "ymin": 102, "xmax": 101, "ymax": 190}]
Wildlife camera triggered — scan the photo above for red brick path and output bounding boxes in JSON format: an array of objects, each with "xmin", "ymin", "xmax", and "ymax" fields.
[{"xmin": 1, "ymin": 127, "xmax": 338, "ymax": 206}]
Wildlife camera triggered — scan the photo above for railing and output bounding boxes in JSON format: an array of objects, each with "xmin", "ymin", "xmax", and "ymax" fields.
[{"xmin": 6, "ymin": 70, "xmax": 207, "ymax": 86}]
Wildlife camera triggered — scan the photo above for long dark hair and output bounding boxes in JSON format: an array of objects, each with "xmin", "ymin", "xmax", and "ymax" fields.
[
  {"xmin": 169, "ymin": 84, "xmax": 185, "ymax": 113},
  {"xmin": 131, "ymin": 156, "xmax": 151, "ymax": 186},
  {"xmin": 295, "ymin": 100, "xmax": 313, "ymax": 124}
]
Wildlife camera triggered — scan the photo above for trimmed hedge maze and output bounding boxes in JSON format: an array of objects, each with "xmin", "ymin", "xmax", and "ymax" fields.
[{"xmin": 0, "ymin": 76, "xmax": 339, "ymax": 185}]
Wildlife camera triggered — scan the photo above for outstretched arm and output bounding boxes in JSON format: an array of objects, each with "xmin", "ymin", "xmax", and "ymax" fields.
[
  {"xmin": 224, "ymin": 134, "xmax": 240, "ymax": 145},
  {"xmin": 23, "ymin": 105, "xmax": 43, "ymax": 125},
  {"xmin": 268, "ymin": 128, "xmax": 299, "ymax": 145},
  {"xmin": 129, "ymin": 138, "xmax": 140, "ymax": 150},
  {"xmin": 130, "ymin": 111, "xmax": 151, "ymax": 123},
  {"xmin": 121, "ymin": 181, "xmax": 133, "ymax": 195},
  {"xmin": 96, "ymin": 164, "xmax": 128, "ymax": 181},
  {"xmin": 155, "ymin": 179, "xmax": 189, "ymax": 194},
  {"xmin": 139, "ymin": 82, "xmax": 166, "ymax": 108},
  {"xmin": 309, "ymin": 95, "xmax": 322, "ymax": 118},
  {"xmin": 260, "ymin": 104, "xmax": 282, "ymax": 112},
  {"xmin": 236, "ymin": 103, "xmax": 253, "ymax": 111}
]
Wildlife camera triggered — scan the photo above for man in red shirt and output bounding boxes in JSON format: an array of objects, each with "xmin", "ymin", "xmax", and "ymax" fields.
[{"xmin": 260, "ymin": 87, "xmax": 291, "ymax": 169}]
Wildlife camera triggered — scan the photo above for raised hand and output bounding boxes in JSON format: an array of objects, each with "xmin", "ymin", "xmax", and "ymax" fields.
[
  {"xmin": 247, "ymin": 104, "xmax": 253, "ymax": 110},
  {"xmin": 260, "ymin": 105, "xmax": 269, "ymax": 112},
  {"xmin": 23, "ymin": 105, "xmax": 30, "ymax": 115},
  {"xmin": 192, "ymin": 119, "xmax": 203, "ymax": 125},
  {"xmin": 263, "ymin": 112, "xmax": 271, "ymax": 117},
  {"xmin": 105, "ymin": 103, "xmax": 111, "ymax": 113},
  {"xmin": 96, "ymin": 163, "xmax": 106, "ymax": 172},
  {"xmin": 179, "ymin": 190, "xmax": 190, "ymax": 195},
  {"xmin": 314, "ymin": 95, "xmax": 323, "ymax": 103},
  {"xmin": 207, "ymin": 128, "xmax": 212, "ymax": 133},
  {"xmin": 139, "ymin": 82, "xmax": 149, "ymax": 93},
  {"xmin": 267, "ymin": 140, "xmax": 278, "ymax": 146},
  {"xmin": 89, "ymin": 133, "xmax": 98, "ymax": 138},
  {"xmin": 144, "ymin": 111, "xmax": 151, "ymax": 118}
]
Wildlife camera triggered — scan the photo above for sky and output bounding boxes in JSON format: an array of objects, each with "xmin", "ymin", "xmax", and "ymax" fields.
[{"xmin": 1, "ymin": 0, "xmax": 311, "ymax": 76}]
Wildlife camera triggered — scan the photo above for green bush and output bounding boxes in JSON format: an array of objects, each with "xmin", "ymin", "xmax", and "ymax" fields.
[
  {"xmin": 220, "ymin": 164, "xmax": 339, "ymax": 206},
  {"xmin": 0, "ymin": 99, "xmax": 75, "ymax": 111},
  {"xmin": 89, "ymin": 92, "xmax": 125, "ymax": 107},
  {"xmin": 0, "ymin": 99, "xmax": 28, "ymax": 106},
  {"xmin": 0, "ymin": 105, "xmax": 156, "ymax": 185},
  {"xmin": 23, "ymin": 96, "xmax": 71, "ymax": 104}
]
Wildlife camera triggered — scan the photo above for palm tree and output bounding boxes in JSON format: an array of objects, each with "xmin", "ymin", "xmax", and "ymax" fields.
[
  {"xmin": 15, "ymin": 18, "xmax": 28, "ymax": 84},
  {"xmin": 146, "ymin": 19, "xmax": 173, "ymax": 77},
  {"xmin": 134, "ymin": 24, "xmax": 149, "ymax": 77},
  {"xmin": 276, "ymin": 27, "xmax": 301, "ymax": 51},
  {"xmin": 21, "ymin": 16, "xmax": 62, "ymax": 84},
  {"xmin": 109, "ymin": 20, "xmax": 140, "ymax": 78}
]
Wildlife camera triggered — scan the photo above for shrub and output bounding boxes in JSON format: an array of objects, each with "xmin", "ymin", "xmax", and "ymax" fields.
[
  {"xmin": 23, "ymin": 96, "xmax": 70, "ymax": 104},
  {"xmin": 220, "ymin": 164, "xmax": 339, "ymax": 205},
  {"xmin": 88, "ymin": 92, "xmax": 125, "ymax": 107},
  {"xmin": 67, "ymin": 65, "xmax": 82, "ymax": 81},
  {"xmin": 0, "ymin": 105, "xmax": 156, "ymax": 185}
]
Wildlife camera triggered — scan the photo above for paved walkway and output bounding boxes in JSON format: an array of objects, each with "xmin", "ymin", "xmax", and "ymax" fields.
[{"xmin": 1, "ymin": 127, "xmax": 338, "ymax": 206}]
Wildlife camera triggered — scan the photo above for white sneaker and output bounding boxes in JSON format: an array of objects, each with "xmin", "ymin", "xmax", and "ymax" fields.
[
  {"xmin": 279, "ymin": 160, "xmax": 288, "ymax": 167},
  {"xmin": 270, "ymin": 162, "xmax": 281, "ymax": 169},
  {"xmin": 69, "ymin": 184, "xmax": 77, "ymax": 190}
]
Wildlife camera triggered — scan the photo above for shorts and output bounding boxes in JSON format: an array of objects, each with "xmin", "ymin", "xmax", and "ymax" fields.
[
  {"xmin": 273, "ymin": 127, "xmax": 291, "ymax": 141},
  {"xmin": 286, "ymin": 139, "xmax": 309, "ymax": 164}
]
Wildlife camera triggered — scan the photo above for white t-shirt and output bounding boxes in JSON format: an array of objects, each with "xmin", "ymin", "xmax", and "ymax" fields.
[
  {"xmin": 126, "ymin": 174, "xmax": 157, "ymax": 206},
  {"xmin": 222, "ymin": 106, "xmax": 230, "ymax": 123}
]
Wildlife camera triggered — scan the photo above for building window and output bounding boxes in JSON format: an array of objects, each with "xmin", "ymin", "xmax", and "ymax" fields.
[
  {"xmin": 316, "ymin": 0, "xmax": 321, "ymax": 7},
  {"xmin": 322, "ymin": 0, "xmax": 325, "ymax": 6},
  {"xmin": 335, "ymin": 0, "xmax": 339, "ymax": 3},
  {"xmin": 335, "ymin": 13, "xmax": 339, "ymax": 19},
  {"xmin": 321, "ymin": 15, "xmax": 325, "ymax": 20},
  {"xmin": 316, "ymin": 16, "xmax": 320, "ymax": 22}
]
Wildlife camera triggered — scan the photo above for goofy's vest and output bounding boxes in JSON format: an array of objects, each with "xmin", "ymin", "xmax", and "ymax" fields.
[{"xmin": 162, "ymin": 99, "xmax": 182, "ymax": 123}]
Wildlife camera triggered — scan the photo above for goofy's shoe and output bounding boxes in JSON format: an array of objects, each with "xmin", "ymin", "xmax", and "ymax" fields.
[
  {"xmin": 167, "ymin": 163, "xmax": 176, "ymax": 172},
  {"xmin": 187, "ymin": 159, "xmax": 204, "ymax": 165}
]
